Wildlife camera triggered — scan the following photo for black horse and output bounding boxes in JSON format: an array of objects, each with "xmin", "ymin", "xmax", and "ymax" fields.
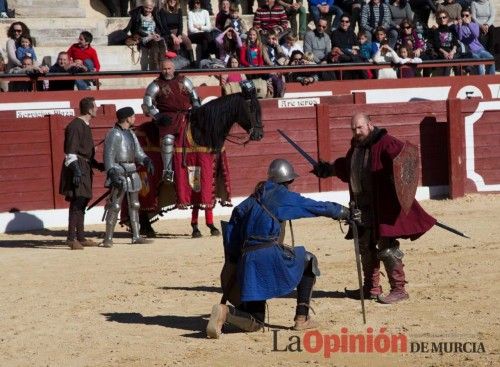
[
  {"xmin": 189, "ymin": 92, "xmax": 264, "ymax": 150},
  {"xmin": 135, "ymin": 89, "xmax": 264, "ymax": 236}
]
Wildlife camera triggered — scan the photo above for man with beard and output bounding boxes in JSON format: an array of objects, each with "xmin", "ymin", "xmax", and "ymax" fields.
[
  {"xmin": 313, "ymin": 113, "xmax": 436, "ymax": 304},
  {"xmin": 142, "ymin": 59, "xmax": 220, "ymax": 238}
]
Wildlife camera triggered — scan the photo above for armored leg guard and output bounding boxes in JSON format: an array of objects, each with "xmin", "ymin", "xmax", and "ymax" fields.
[
  {"xmin": 377, "ymin": 239, "xmax": 409, "ymax": 304},
  {"xmin": 103, "ymin": 189, "xmax": 125, "ymax": 247},
  {"xmin": 160, "ymin": 134, "xmax": 175, "ymax": 182},
  {"xmin": 294, "ymin": 253, "xmax": 319, "ymax": 331},
  {"xmin": 129, "ymin": 192, "xmax": 153, "ymax": 244}
]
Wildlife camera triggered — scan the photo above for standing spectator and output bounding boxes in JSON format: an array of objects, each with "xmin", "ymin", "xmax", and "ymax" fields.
[
  {"xmin": 48, "ymin": 51, "xmax": 85, "ymax": 91},
  {"xmin": 125, "ymin": 0, "xmax": 166, "ymax": 71},
  {"xmin": 15, "ymin": 35, "xmax": 37, "ymax": 63},
  {"xmin": 373, "ymin": 40, "xmax": 401, "ymax": 78},
  {"xmin": 278, "ymin": 0, "xmax": 307, "ymax": 39},
  {"xmin": 5, "ymin": 22, "xmax": 31, "ymax": 72},
  {"xmin": 159, "ymin": 0, "xmax": 195, "ymax": 66},
  {"xmin": 239, "ymin": 27, "xmax": 265, "ymax": 66},
  {"xmin": 388, "ymin": 0, "xmax": 414, "ymax": 48},
  {"xmin": 188, "ymin": 0, "xmax": 216, "ymax": 60},
  {"xmin": 471, "ymin": 0, "xmax": 496, "ymax": 52},
  {"xmin": 67, "ymin": 31, "xmax": 101, "ymax": 90},
  {"xmin": 308, "ymin": 0, "xmax": 344, "ymax": 31},
  {"xmin": 303, "ymin": 18, "xmax": 332, "ymax": 63},
  {"xmin": 59, "ymin": 97, "xmax": 104, "ymax": 250},
  {"xmin": 224, "ymin": 3, "xmax": 249, "ymax": 39},
  {"xmin": 438, "ymin": 0, "xmax": 462, "ymax": 23},
  {"xmin": 360, "ymin": 0, "xmax": 392, "ymax": 42},
  {"xmin": 253, "ymin": 0, "xmax": 290, "ymax": 42},
  {"xmin": 330, "ymin": 15, "xmax": 358, "ymax": 54},
  {"xmin": 456, "ymin": 8, "xmax": 496, "ymax": 74},
  {"xmin": 397, "ymin": 45, "xmax": 422, "ymax": 78},
  {"xmin": 431, "ymin": 10, "xmax": 460, "ymax": 76},
  {"xmin": 0, "ymin": 0, "xmax": 9, "ymax": 18}
]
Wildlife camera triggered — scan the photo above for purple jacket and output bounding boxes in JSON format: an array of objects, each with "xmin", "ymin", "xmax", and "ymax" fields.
[{"xmin": 455, "ymin": 21, "xmax": 484, "ymax": 53}]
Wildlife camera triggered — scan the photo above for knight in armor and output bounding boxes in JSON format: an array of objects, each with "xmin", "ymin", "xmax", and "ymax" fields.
[
  {"xmin": 313, "ymin": 113, "xmax": 436, "ymax": 304},
  {"xmin": 102, "ymin": 107, "xmax": 155, "ymax": 247},
  {"xmin": 142, "ymin": 58, "xmax": 221, "ymax": 238},
  {"xmin": 206, "ymin": 159, "xmax": 353, "ymax": 339}
]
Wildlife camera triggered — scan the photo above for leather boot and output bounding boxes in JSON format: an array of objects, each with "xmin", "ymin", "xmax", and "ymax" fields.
[
  {"xmin": 378, "ymin": 260, "xmax": 409, "ymax": 304},
  {"xmin": 192, "ymin": 224, "xmax": 202, "ymax": 238},
  {"xmin": 139, "ymin": 212, "xmax": 156, "ymax": 238},
  {"xmin": 66, "ymin": 239, "xmax": 84, "ymax": 250},
  {"xmin": 345, "ymin": 248, "xmax": 382, "ymax": 299},
  {"xmin": 207, "ymin": 224, "xmax": 220, "ymax": 236},
  {"xmin": 293, "ymin": 315, "xmax": 319, "ymax": 331}
]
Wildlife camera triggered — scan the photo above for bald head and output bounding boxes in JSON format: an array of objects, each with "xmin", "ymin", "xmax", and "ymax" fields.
[
  {"xmin": 160, "ymin": 59, "xmax": 175, "ymax": 80},
  {"xmin": 351, "ymin": 113, "xmax": 374, "ymax": 143}
]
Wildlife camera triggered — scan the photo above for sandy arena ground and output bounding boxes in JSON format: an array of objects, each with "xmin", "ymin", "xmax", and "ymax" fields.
[{"xmin": 0, "ymin": 193, "xmax": 499, "ymax": 367}]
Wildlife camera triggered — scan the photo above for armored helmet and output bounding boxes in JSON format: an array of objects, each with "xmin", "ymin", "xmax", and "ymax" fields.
[{"xmin": 267, "ymin": 159, "xmax": 299, "ymax": 183}]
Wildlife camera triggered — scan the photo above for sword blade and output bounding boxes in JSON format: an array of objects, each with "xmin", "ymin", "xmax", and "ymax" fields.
[
  {"xmin": 86, "ymin": 189, "xmax": 111, "ymax": 211},
  {"xmin": 277, "ymin": 129, "xmax": 318, "ymax": 167},
  {"xmin": 350, "ymin": 201, "xmax": 367, "ymax": 324},
  {"xmin": 435, "ymin": 221, "xmax": 470, "ymax": 239}
]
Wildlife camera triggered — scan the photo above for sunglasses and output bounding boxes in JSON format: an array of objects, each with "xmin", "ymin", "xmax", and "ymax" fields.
[
  {"xmin": 340, "ymin": 20, "xmax": 350, "ymax": 23},
  {"xmin": 317, "ymin": 25, "xmax": 327, "ymax": 29},
  {"xmin": 14, "ymin": 29, "xmax": 23, "ymax": 32},
  {"xmin": 438, "ymin": 16, "xmax": 448, "ymax": 20},
  {"xmin": 462, "ymin": 14, "xmax": 470, "ymax": 18},
  {"xmin": 403, "ymin": 25, "xmax": 411, "ymax": 29}
]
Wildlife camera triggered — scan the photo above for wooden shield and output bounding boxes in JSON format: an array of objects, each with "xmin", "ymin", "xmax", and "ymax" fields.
[{"xmin": 393, "ymin": 142, "xmax": 419, "ymax": 214}]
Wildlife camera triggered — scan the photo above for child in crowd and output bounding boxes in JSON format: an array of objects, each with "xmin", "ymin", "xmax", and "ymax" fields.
[
  {"xmin": 239, "ymin": 27, "xmax": 264, "ymax": 67},
  {"xmin": 281, "ymin": 34, "xmax": 302, "ymax": 58},
  {"xmin": 373, "ymin": 40, "xmax": 402, "ymax": 79},
  {"xmin": 16, "ymin": 35, "xmax": 37, "ymax": 62},
  {"xmin": 357, "ymin": 31, "xmax": 373, "ymax": 61},
  {"xmin": 224, "ymin": 56, "xmax": 247, "ymax": 83},
  {"xmin": 224, "ymin": 3, "xmax": 248, "ymax": 40},
  {"xmin": 397, "ymin": 45, "xmax": 422, "ymax": 78},
  {"xmin": 371, "ymin": 27, "xmax": 388, "ymax": 56}
]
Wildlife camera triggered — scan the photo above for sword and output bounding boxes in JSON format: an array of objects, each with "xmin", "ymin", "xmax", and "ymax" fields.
[
  {"xmin": 435, "ymin": 221, "xmax": 470, "ymax": 239},
  {"xmin": 277, "ymin": 129, "xmax": 318, "ymax": 166},
  {"xmin": 349, "ymin": 201, "xmax": 367, "ymax": 324},
  {"xmin": 86, "ymin": 189, "xmax": 111, "ymax": 211}
]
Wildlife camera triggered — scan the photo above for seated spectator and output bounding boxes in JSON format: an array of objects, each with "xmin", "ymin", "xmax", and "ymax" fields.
[
  {"xmin": 431, "ymin": 10, "xmax": 461, "ymax": 76},
  {"xmin": 281, "ymin": 34, "xmax": 303, "ymax": 57},
  {"xmin": 286, "ymin": 49, "xmax": 319, "ymax": 85},
  {"xmin": 224, "ymin": 4, "xmax": 249, "ymax": 40},
  {"xmin": 48, "ymin": 51, "xmax": 85, "ymax": 91},
  {"xmin": 5, "ymin": 22, "xmax": 32, "ymax": 72},
  {"xmin": 223, "ymin": 56, "xmax": 247, "ymax": 84},
  {"xmin": 373, "ymin": 40, "xmax": 401, "ymax": 78},
  {"xmin": 396, "ymin": 19, "xmax": 427, "ymax": 58},
  {"xmin": 8, "ymin": 56, "xmax": 48, "ymax": 92},
  {"xmin": 125, "ymin": 0, "xmax": 166, "ymax": 71},
  {"xmin": 371, "ymin": 26, "xmax": 388, "ymax": 56},
  {"xmin": 278, "ymin": 0, "xmax": 307, "ymax": 39},
  {"xmin": 456, "ymin": 8, "xmax": 496, "ymax": 74},
  {"xmin": 159, "ymin": 0, "xmax": 195, "ymax": 66},
  {"xmin": 188, "ymin": 0, "xmax": 217, "ymax": 60},
  {"xmin": 308, "ymin": 0, "xmax": 344, "ymax": 31},
  {"xmin": 438, "ymin": 0, "xmax": 462, "ymax": 24},
  {"xmin": 409, "ymin": 0, "xmax": 437, "ymax": 30},
  {"xmin": 67, "ymin": 31, "xmax": 101, "ymax": 90},
  {"xmin": 357, "ymin": 31, "xmax": 374, "ymax": 60},
  {"xmin": 216, "ymin": 0, "xmax": 232, "ymax": 32},
  {"xmin": 215, "ymin": 26, "xmax": 243, "ymax": 64},
  {"xmin": 330, "ymin": 15, "xmax": 357, "ymax": 54},
  {"xmin": 303, "ymin": 18, "xmax": 332, "ymax": 63},
  {"xmin": 388, "ymin": 0, "xmax": 414, "ymax": 48},
  {"xmin": 240, "ymin": 27, "xmax": 265, "ymax": 67},
  {"xmin": 0, "ymin": 55, "xmax": 7, "ymax": 92},
  {"xmin": 360, "ymin": 0, "xmax": 391, "ymax": 42},
  {"xmin": 253, "ymin": 0, "xmax": 291, "ymax": 42},
  {"xmin": 471, "ymin": 0, "xmax": 496, "ymax": 53},
  {"xmin": 322, "ymin": 46, "xmax": 368, "ymax": 80},
  {"xmin": 397, "ymin": 45, "xmax": 422, "ymax": 77},
  {"xmin": 16, "ymin": 34, "xmax": 37, "ymax": 63},
  {"xmin": 336, "ymin": 0, "xmax": 363, "ymax": 31}
]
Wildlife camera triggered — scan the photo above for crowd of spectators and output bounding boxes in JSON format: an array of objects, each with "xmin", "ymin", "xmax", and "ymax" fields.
[{"xmin": 0, "ymin": 0, "xmax": 496, "ymax": 93}]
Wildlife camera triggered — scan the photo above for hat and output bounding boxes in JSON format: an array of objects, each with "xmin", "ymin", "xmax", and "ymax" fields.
[{"xmin": 116, "ymin": 107, "xmax": 135, "ymax": 121}]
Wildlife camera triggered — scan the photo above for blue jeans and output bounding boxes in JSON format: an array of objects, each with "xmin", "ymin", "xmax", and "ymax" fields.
[
  {"xmin": 472, "ymin": 49, "xmax": 496, "ymax": 75},
  {"xmin": 309, "ymin": 5, "xmax": 344, "ymax": 31},
  {"xmin": 0, "ymin": 0, "xmax": 7, "ymax": 12},
  {"xmin": 75, "ymin": 59, "xmax": 95, "ymax": 90}
]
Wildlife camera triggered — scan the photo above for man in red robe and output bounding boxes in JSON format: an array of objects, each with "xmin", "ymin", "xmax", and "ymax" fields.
[{"xmin": 313, "ymin": 113, "xmax": 436, "ymax": 304}]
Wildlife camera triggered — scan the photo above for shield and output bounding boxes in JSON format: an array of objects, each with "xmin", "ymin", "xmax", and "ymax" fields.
[{"xmin": 393, "ymin": 142, "xmax": 419, "ymax": 214}]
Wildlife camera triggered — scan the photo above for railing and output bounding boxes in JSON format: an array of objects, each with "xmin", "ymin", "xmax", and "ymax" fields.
[{"xmin": 0, "ymin": 58, "xmax": 495, "ymax": 92}]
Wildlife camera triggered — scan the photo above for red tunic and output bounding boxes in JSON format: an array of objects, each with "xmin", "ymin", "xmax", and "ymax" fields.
[
  {"xmin": 155, "ymin": 75, "xmax": 193, "ymax": 137},
  {"xmin": 334, "ymin": 128, "xmax": 436, "ymax": 240}
]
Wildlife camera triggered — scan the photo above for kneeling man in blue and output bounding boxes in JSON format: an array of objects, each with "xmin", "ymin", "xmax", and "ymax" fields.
[{"xmin": 207, "ymin": 159, "xmax": 352, "ymax": 338}]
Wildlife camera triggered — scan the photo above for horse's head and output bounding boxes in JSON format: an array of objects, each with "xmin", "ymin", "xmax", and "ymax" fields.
[{"xmin": 240, "ymin": 80, "xmax": 264, "ymax": 142}]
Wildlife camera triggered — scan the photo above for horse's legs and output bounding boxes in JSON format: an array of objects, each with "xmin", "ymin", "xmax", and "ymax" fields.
[{"xmin": 160, "ymin": 134, "xmax": 175, "ymax": 182}]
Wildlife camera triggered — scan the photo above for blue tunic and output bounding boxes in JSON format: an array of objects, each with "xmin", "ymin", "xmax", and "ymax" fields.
[{"xmin": 224, "ymin": 180, "xmax": 345, "ymax": 302}]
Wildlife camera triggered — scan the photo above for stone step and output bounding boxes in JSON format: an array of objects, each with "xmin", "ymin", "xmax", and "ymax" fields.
[{"xmin": 14, "ymin": 0, "xmax": 85, "ymax": 18}]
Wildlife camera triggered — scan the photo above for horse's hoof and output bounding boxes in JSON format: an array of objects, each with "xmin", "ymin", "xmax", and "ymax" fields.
[{"xmin": 192, "ymin": 229, "xmax": 202, "ymax": 238}]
